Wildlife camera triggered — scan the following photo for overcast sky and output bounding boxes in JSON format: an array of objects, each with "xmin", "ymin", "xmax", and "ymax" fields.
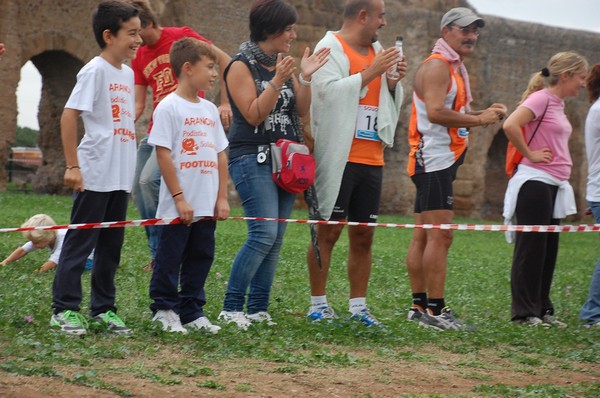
[
  {"xmin": 469, "ymin": 0, "xmax": 600, "ymax": 33},
  {"xmin": 15, "ymin": 0, "xmax": 600, "ymax": 130}
]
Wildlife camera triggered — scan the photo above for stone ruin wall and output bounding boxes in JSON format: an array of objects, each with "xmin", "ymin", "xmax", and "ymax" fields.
[{"xmin": 1, "ymin": 0, "xmax": 599, "ymax": 219}]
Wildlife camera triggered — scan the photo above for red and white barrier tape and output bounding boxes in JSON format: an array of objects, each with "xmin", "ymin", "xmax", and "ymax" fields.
[
  {"xmin": 0, "ymin": 217, "xmax": 183, "ymax": 234},
  {"xmin": 2, "ymin": 216, "xmax": 600, "ymax": 234}
]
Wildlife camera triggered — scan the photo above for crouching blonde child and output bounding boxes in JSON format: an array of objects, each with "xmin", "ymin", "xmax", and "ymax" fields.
[{"xmin": 2, "ymin": 214, "xmax": 64, "ymax": 273}]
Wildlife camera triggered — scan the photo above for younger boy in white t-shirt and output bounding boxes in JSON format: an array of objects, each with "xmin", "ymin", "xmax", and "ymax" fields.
[
  {"xmin": 148, "ymin": 37, "xmax": 229, "ymax": 334},
  {"xmin": 51, "ymin": 0, "xmax": 142, "ymax": 336}
]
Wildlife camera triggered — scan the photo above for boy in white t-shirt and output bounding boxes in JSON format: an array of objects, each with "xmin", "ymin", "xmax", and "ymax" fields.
[
  {"xmin": 148, "ymin": 37, "xmax": 229, "ymax": 334},
  {"xmin": 51, "ymin": 0, "xmax": 142, "ymax": 336}
]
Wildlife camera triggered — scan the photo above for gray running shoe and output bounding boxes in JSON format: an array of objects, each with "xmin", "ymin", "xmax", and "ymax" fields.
[
  {"xmin": 513, "ymin": 316, "xmax": 550, "ymax": 328},
  {"xmin": 419, "ymin": 307, "xmax": 473, "ymax": 331},
  {"xmin": 542, "ymin": 312, "xmax": 567, "ymax": 328},
  {"xmin": 407, "ymin": 307, "xmax": 424, "ymax": 322}
]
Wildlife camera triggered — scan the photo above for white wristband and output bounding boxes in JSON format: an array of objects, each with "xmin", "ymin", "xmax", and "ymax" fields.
[{"xmin": 298, "ymin": 73, "xmax": 312, "ymax": 86}]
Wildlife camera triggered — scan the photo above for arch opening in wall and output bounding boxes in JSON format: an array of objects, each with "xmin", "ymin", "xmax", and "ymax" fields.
[
  {"xmin": 9, "ymin": 62, "xmax": 42, "ymax": 188},
  {"xmin": 482, "ymin": 128, "xmax": 509, "ymax": 220},
  {"xmin": 29, "ymin": 50, "xmax": 84, "ymax": 194},
  {"xmin": 17, "ymin": 61, "xmax": 41, "ymax": 132}
]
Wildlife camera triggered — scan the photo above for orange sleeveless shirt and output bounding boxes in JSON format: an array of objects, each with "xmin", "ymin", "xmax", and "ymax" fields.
[
  {"xmin": 335, "ymin": 34, "xmax": 384, "ymax": 166},
  {"xmin": 407, "ymin": 54, "xmax": 468, "ymax": 176}
]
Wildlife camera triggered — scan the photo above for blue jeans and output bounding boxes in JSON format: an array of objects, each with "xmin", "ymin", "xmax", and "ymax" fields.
[
  {"xmin": 132, "ymin": 136, "xmax": 161, "ymax": 258},
  {"xmin": 223, "ymin": 154, "xmax": 296, "ymax": 314},
  {"xmin": 580, "ymin": 201, "xmax": 600, "ymax": 323}
]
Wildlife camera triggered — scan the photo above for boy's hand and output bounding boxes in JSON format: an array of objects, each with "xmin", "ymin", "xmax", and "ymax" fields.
[
  {"xmin": 214, "ymin": 198, "xmax": 230, "ymax": 221},
  {"xmin": 64, "ymin": 168, "xmax": 84, "ymax": 192},
  {"xmin": 218, "ymin": 103, "xmax": 233, "ymax": 130},
  {"xmin": 174, "ymin": 196, "xmax": 194, "ymax": 226}
]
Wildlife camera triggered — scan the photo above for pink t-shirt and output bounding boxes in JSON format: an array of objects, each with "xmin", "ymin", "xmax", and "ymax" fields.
[{"xmin": 520, "ymin": 88, "xmax": 572, "ymax": 181}]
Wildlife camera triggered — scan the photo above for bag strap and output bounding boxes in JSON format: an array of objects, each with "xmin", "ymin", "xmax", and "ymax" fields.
[
  {"xmin": 525, "ymin": 96, "xmax": 550, "ymax": 146},
  {"xmin": 241, "ymin": 53, "xmax": 303, "ymax": 144}
]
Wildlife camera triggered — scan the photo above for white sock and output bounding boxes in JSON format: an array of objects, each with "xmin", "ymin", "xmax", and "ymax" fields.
[
  {"xmin": 349, "ymin": 297, "xmax": 366, "ymax": 314},
  {"xmin": 310, "ymin": 295, "xmax": 328, "ymax": 311}
]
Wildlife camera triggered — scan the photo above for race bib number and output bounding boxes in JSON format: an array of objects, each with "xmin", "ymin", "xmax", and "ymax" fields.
[{"xmin": 355, "ymin": 105, "xmax": 379, "ymax": 141}]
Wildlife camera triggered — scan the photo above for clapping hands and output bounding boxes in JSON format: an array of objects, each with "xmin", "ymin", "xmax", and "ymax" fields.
[{"xmin": 299, "ymin": 47, "xmax": 330, "ymax": 80}]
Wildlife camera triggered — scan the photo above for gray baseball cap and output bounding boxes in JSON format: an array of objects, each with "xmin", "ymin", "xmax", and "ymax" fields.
[{"xmin": 440, "ymin": 7, "xmax": 485, "ymax": 30}]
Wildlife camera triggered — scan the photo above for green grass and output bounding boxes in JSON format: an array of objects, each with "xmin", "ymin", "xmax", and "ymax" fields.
[{"xmin": 0, "ymin": 191, "xmax": 598, "ymax": 397}]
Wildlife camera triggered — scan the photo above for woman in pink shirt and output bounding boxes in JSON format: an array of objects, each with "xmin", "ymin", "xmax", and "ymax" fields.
[{"xmin": 503, "ymin": 52, "xmax": 588, "ymax": 327}]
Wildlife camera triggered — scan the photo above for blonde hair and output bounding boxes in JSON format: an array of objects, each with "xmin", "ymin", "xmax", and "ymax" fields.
[
  {"xmin": 21, "ymin": 214, "xmax": 57, "ymax": 243},
  {"xmin": 519, "ymin": 51, "xmax": 589, "ymax": 104}
]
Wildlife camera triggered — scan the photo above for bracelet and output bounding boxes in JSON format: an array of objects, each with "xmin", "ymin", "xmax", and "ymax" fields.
[
  {"xmin": 298, "ymin": 73, "xmax": 312, "ymax": 86},
  {"xmin": 172, "ymin": 191, "xmax": 183, "ymax": 198},
  {"xmin": 267, "ymin": 80, "xmax": 282, "ymax": 91},
  {"xmin": 65, "ymin": 165, "xmax": 80, "ymax": 170}
]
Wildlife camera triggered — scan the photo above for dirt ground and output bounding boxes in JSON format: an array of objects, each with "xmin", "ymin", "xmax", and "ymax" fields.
[{"xmin": 1, "ymin": 347, "xmax": 598, "ymax": 397}]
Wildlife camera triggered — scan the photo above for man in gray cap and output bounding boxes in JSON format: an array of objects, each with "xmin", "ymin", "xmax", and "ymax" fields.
[{"xmin": 404, "ymin": 7, "xmax": 507, "ymax": 330}]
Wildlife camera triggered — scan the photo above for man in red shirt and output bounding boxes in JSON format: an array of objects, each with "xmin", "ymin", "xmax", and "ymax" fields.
[{"xmin": 129, "ymin": 0, "xmax": 231, "ymax": 270}]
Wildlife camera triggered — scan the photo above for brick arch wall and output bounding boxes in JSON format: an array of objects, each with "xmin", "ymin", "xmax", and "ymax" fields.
[
  {"xmin": 0, "ymin": 0, "xmax": 599, "ymax": 218},
  {"xmin": 31, "ymin": 50, "xmax": 85, "ymax": 193},
  {"xmin": 0, "ymin": 0, "xmax": 97, "ymax": 191},
  {"xmin": 483, "ymin": 128, "xmax": 509, "ymax": 219}
]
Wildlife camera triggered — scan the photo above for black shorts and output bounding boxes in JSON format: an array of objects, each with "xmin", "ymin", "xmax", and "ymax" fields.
[
  {"xmin": 411, "ymin": 152, "xmax": 465, "ymax": 213},
  {"xmin": 331, "ymin": 162, "xmax": 383, "ymax": 222}
]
